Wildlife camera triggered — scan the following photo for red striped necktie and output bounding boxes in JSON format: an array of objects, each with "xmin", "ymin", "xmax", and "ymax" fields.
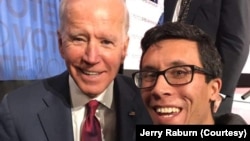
[{"xmin": 81, "ymin": 100, "xmax": 102, "ymax": 141}]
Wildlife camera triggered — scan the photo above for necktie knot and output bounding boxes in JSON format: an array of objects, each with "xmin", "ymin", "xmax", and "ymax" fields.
[{"xmin": 87, "ymin": 100, "xmax": 99, "ymax": 117}]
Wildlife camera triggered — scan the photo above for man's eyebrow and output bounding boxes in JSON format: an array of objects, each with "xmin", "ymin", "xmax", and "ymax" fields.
[
  {"xmin": 141, "ymin": 61, "xmax": 192, "ymax": 71},
  {"xmin": 141, "ymin": 66, "xmax": 157, "ymax": 71},
  {"xmin": 97, "ymin": 33, "xmax": 117, "ymax": 40},
  {"xmin": 68, "ymin": 31, "xmax": 87, "ymax": 36},
  {"xmin": 170, "ymin": 60, "xmax": 188, "ymax": 66}
]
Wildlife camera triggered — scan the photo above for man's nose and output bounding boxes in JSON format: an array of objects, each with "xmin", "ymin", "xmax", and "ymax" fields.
[
  {"xmin": 151, "ymin": 75, "xmax": 173, "ymax": 99},
  {"xmin": 82, "ymin": 41, "xmax": 100, "ymax": 64}
]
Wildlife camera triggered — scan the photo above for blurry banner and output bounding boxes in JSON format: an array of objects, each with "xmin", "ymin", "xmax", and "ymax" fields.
[
  {"xmin": 0, "ymin": 0, "xmax": 65, "ymax": 80},
  {"xmin": 124, "ymin": 0, "xmax": 164, "ymax": 70}
]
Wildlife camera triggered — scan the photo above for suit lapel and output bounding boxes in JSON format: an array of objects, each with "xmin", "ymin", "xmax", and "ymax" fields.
[
  {"xmin": 164, "ymin": 0, "xmax": 203, "ymax": 23},
  {"xmin": 38, "ymin": 72, "xmax": 74, "ymax": 141},
  {"xmin": 38, "ymin": 97, "xmax": 73, "ymax": 141},
  {"xmin": 113, "ymin": 76, "xmax": 137, "ymax": 141},
  {"xmin": 164, "ymin": 0, "xmax": 178, "ymax": 22},
  {"xmin": 185, "ymin": 0, "xmax": 203, "ymax": 23}
]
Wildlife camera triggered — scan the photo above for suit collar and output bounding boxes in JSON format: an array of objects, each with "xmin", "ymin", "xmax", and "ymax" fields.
[
  {"xmin": 113, "ymin": 75, "xmax": 138, "ymax": 141},
  {"xmin": 38, "ymin": 97, "xmax": 74, "ymax": 141},
  {"xmin": 164, "ymin": 0, "xmax": 203, "ymax": 23},
  {"xmin": 38, "ymin": 71, "xmax": 74, "ymax": 141},
  {"xmin": 185, "ymin": 0, "xmax": 203, "ymax": 23},
  {"xmin": 164, "ymin": 0, "xmax": 178, "ymax": 22}
]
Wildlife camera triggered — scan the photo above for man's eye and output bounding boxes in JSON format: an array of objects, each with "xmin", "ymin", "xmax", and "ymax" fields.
[
  {"xmin": 74, "ymin": 38, "xmax": 82, "ymax": 41},
  {"xmin": 72, "ymin": 37, "xmax": 87, "ymax": 45},
  {"xmin": 73, "ymin": 37, "xmax": 86, "ymax": 42},
  {"xmin": 101, "ymin": 40, "xmax": 112, "ymax": 45},
  {"xmin": 142, "ymin": 72, "xmax": 156, "ymax": 81},
  {"xmin": 170, "ymin": 70, "xmax": 189, "ymax": 78}
]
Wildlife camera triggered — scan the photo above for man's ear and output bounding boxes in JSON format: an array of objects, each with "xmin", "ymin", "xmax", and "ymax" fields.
[
  {"xmin": 121, "ymin": 36, "xmax": 129, "ymax": 63},
  {"xmin": 57, "ymin": 31, "xmax": 65, "ymax": 59},
  {"xmin": 208, "ymin": 78, "xmax": 222, "ymax": 113},
  {"xmin": 209, "ymin": 78, "xmax": 222, "ymax": 101}
]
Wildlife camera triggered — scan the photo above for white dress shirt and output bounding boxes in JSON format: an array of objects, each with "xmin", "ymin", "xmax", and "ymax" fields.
[{"xmin": 69, "ymin": 76, "xmax": 116, "ymax": 141}]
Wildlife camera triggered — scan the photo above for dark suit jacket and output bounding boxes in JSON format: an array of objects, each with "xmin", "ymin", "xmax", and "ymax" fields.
[
  {"xmin": 163, "ymin": 0, "xmax": 250, "ymax": 114},
  {"xmin": 214, "ymin": 113, "xmax": 247, "ymax": 125},
  {"xmin": 0, "ymin": 71, "xmax": 152, "ymax": 141}
]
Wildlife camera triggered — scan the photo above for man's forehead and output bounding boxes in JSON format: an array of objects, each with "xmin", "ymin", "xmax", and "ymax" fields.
[{"xmin": 142, "ymin": 40, "xmax": 202, "ymax": 68}]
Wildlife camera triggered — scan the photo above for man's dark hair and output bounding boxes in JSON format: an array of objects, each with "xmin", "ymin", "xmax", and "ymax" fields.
[{"xmin": 140, "ymin": 22, "xmax": 223, "ymax": 82}]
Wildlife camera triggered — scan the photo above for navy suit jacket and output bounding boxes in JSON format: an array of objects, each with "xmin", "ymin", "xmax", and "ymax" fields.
[
  {"xmin": 0, "ymin": 71, "xmax": 152, "ymax": 141},
  {"xmin": 163, "ymin": 0, "xmax": 250, "ymax": 113}
]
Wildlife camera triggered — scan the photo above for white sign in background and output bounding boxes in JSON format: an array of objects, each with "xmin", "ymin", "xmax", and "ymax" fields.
[
  {"xmin": 125, "ymin": 0, "xmax": 250, "ymax": 75},
  {"xmin": 124, "ymin": 0, "xmax": 164, "ymax": 70}
]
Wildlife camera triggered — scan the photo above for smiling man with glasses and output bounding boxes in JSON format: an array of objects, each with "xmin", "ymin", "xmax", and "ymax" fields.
[{"xmin": 133, "ymin": 22, "xmax": 247, "ymax": 125}]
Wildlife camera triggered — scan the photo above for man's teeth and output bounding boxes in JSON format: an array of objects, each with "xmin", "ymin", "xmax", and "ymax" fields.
[
  {"xmin": 156, "ymin": 107, "xmax": 180, "ymax": 114},
  {"xmin": 83, "ymin": 71, "xmax": 99, "ymax": 75}
]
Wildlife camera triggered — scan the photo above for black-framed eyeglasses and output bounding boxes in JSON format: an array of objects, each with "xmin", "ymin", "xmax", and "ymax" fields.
[{"xmin": 132, "ymin": 65, "xmax": 213, "ymax": 89}]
